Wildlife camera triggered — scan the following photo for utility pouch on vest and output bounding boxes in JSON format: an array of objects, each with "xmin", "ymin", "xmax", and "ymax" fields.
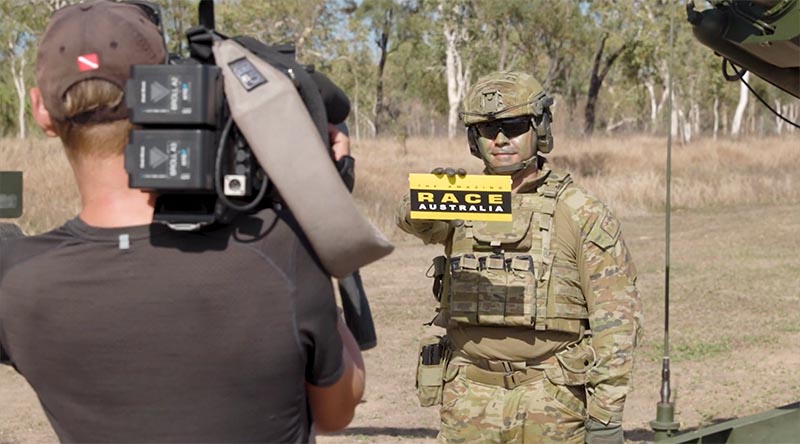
[
  {"xmin": 415, "ymin": 335, "xmax": 451, "ymax": 407},
  {"xmin": 471, "ymin": 206, "xmax": 536, "ymax": 251},
  {"xmin": 544, "ymin": 340, "xmax": 596, "ymax": 386},
  {"xmin": 428, "ymin": 255, "xmax": 446, "ymax": 302}
]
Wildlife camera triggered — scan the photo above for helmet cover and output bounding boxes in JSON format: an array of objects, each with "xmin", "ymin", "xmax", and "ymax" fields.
[{"xmin": 461, "ymin": 71, "xmax": 546, "ymax": 126}]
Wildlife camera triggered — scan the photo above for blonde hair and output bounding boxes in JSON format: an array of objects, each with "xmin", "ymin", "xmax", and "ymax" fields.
[{"xmin": 52, "ymin": 79, "xmax": 132, "ymax": 160}]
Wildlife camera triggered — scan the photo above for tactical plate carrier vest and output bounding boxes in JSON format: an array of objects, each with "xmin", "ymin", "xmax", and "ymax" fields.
[{"xmin": 434, "ymin": 170, "xmax": 588, "ymax": 335}]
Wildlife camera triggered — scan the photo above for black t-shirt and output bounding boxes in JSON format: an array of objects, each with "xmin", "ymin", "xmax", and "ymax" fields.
[{"xmin": 0, "ymin": 208, "xmax": 343, "ymax": 443}]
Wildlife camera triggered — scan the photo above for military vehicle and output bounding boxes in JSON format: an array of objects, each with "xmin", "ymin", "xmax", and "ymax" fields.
[
  {"xmin": 650, "ymin": 1, "xmax": 799, "ymax": 442},
  {"xmin": 687, "ymin": 0, "xmax": 800, "ymax": 100}
]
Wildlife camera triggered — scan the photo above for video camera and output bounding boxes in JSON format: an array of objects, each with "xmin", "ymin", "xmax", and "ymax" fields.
[
  {"xmin": 120, "ymin": 1, "xmax": 378, "ymax": 350},
  {"xmin": 123, "ymin": 0, "xmax": 351, "ymax": 230}
]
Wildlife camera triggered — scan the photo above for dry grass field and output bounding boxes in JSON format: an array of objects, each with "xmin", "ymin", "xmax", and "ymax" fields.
[{"xmin": 1, "ymin": 134, "xmax": 799, "ymax": 443}]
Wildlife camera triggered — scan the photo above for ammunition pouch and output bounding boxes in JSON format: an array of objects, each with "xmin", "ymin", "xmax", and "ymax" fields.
[
  {"xmin": 415, "ymin": 335, "xmax": 451, "ymax": 407},
  {"xmin": 448, "ymin": 252, "xmax": 536, "ymax": 326}
]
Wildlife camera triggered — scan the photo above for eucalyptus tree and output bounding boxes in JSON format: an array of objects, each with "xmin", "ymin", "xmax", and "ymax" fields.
[
  {"xmin": 0, "ymin": 1, "xmax": 55, "ymax": 139},
  {"xmin": 350, "ymin": 0, "xmax": 424, "ymax": 137},
  {"xmin": 216, "ymin": 0, "xmax": 337, "ymax": 63},
  {"xmin": 159, "ymin": 0, "xmax": 197, "ymax": 57},
  {"xmin": 482, "ymin": 0, "xmax": 588, "ymax": 131},
  {"xmin": 580, "ymin": 1, "xmax": 635, "ymax": 135},
  {"xmin": 437, "ymin": 0, "xmax": 475, "ymax": 139}
]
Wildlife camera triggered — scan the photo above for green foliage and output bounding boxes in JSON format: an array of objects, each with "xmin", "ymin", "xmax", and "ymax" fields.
[
  {"xmin": 0, "ymin": 1, "xmax": 54, "ymax": 138},
  {"xmin": 0, "ymin": 0, "xmax": 794, "ymax": 138}
]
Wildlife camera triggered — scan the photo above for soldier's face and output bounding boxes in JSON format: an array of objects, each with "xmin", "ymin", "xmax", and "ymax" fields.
[{"xmin": 474, "ymin": 117, "xmax": 535, "ymax": 171}]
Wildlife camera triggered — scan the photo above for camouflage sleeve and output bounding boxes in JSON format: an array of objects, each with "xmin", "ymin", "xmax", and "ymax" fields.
[
  {"xmin": 565, "ymin": 188, "xmax": 644, "ymax": 425},
  {"xmin": 394, "ymin": 194, "xmax": 451, "ymax": 245}
]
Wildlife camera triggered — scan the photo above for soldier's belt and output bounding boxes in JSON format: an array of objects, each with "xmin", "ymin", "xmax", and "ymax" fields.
[
  {"xmin": 451, "ymin": 350, "xmax": 555, "ymax": 372},
  {"xmin": 464, "ymin": 365, "xmax": 544, "ymax": 390}
]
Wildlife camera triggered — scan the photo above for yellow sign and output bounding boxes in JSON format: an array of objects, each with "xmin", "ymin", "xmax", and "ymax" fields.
[{"xmin": 408, "ymin": 173, "xmax": 512, "ymax": 221}]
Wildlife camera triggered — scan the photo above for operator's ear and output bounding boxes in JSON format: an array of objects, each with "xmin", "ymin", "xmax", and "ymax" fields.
[{"xmin": 29, "ymin": 87, "xmax": 58, "ymax": 137}]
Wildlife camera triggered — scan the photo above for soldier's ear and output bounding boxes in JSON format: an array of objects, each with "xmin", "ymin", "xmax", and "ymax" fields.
[{"xmin": 30, "ymin": 87, "xmax": 58, "ymax": 137}]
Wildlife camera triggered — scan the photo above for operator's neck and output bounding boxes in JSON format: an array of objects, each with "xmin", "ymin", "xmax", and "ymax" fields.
[
  {"xmin": 510, "ymin": 161, "xmax": 541, "ymax": 193},
  {"xmin": 69, "ymin": 154, "xmax": 156, "ymax": 227}
]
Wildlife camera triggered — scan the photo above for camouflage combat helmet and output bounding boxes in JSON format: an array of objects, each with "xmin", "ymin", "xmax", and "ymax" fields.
[{"xmin": 461, "ymin": 71, "xmax": 554, "ymax": 174}]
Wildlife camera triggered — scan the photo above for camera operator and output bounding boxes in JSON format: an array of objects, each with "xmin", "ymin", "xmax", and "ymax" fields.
[{"xmin": 0, "ymin": 1, "xmax": 364, "ymax": 442}]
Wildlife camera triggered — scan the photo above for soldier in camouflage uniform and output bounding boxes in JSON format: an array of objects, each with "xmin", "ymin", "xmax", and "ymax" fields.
[{"xmin": 397, "ymin": 72, "xmax": 644, "ymax": 444}]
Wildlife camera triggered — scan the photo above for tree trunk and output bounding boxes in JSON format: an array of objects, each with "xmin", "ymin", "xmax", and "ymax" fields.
[
  {"xmin": 294, "ymin": 3, "xmax": 324, "ymax": 60},
  {"xmin": 584, "ymin": 34, "xmax": 627, "ymax": 136},
  {"xmin": 713, "ymin": 95, "xmax": 719, "ymax": 140},
  {"xmin": 670, "ymin": 97, "xmax": 679, "ymax": 139},
  {"xmin": 444, "ymin": 24, "xmax": 469, "ymax": 140},
  {"xmin": 497, "ymin": 26, "xmax": 508, "ymax": 71},
  {"xmin": 354, "ymin": 81, "xmax": 361, "ymax": 141},
  {"xmin": 46, "ymin": 0, "xmax": 71, "ymax": 12},
  {"xmin": 775, "ymin": 99, "xmax": 783, "ymax": 135},
  {"xmin": 645, "ymin": 80, "xmax": 657, "ymax": 132},
  {"xmin": 445, "ymin": 27, "xmax": 459, "ymax": 139},
  {"xmin": 722, "ymin": 105, "xmax": 729, "ymax": 135},
  {"xmin": 11, "ymin": 54, "xmax": 26, "ymax": 140},
  {"xmin": 691, "ymin": 101, "xmax": 700, "ymax": 137},
  {"xmin": 731, "ymin": 71, "xmax": 750, "ymax": 137},
  {"xmin": 373, "ymin": 8, "xmax": 392, "ymax": 137},
  {"xmin": 682, "ymin": 109, "xmax": 692, "ymax": 144},
  {"xmin": 584, "ymin": 36, "xmax": 605, "ymax": 136}
]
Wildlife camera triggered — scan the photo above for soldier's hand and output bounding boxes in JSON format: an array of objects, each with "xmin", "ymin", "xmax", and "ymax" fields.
[
  {"xmin": 585, "ymin": 418, "xmax": 624, "ymax": 444},
  {"xmin": 431, "ymin": 167, "xmax": 466, "ymax": 177},
  {"xmin": 329, "ymin": 123, "xmax": 350, "ymax": 161}
]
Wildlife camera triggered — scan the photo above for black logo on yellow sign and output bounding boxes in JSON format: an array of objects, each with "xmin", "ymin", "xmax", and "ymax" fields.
[{"xmin": 410, "ymin": 189, "xmax": 510, "ymax": 214}]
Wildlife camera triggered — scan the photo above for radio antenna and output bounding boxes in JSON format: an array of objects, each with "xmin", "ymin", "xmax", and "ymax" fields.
[{"xmin": 651, "ymin": 1, "xmax": 680, "ymax": 441}]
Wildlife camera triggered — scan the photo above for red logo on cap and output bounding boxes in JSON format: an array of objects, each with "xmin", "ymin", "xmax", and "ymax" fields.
[{"xmin": 77, "ymin": 53, "xmax": 99, "ymax": 72}]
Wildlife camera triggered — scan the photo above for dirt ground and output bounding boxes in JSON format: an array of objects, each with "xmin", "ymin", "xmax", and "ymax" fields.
[{"xmin": 1, "ymin": 203, "xmax": 799, "ymax": 444}]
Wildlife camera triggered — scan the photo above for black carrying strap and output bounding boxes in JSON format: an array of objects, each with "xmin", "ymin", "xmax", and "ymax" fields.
[
  {"xmin": 198, "ymin": 0, "xmax": 214, "ymax": 30},
  {"xmin": 186, "ymin": 25, "xmax": 218, "ymax": 63}
]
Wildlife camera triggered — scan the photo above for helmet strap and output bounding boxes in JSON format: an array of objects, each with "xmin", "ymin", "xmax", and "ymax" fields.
[
  {"xmin": 467, "ymin": 126, "xmax": 481, "ymax": 159},
  {"xmin": 534, "ymin": 111, "xmax": 554, "ymax": 153}
]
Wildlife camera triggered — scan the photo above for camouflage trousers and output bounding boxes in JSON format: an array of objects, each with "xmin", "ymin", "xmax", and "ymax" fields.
[{"xmin": 438, "ymin": 364, "xmax": 587, "ymax": 444}]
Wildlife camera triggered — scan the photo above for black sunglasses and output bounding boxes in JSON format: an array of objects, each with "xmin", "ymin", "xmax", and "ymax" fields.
[{"xmin": 473, "ymin": 117, "xmax": 532, "ymax": 140}]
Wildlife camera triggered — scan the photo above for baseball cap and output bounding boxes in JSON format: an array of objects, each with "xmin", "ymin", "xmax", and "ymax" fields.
[{"xmin": 35, "ymin": 0, "xmax": 166, "ymax": 122}]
